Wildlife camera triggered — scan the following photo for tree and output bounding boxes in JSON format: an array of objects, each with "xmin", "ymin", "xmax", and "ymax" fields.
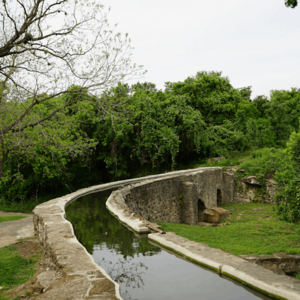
[
  {"xmin": 285, "ymin": 0, "xmax": 298, "ymax": 8},
  {"xmin": 0, "ymin": 0, "xmax": 144, "ymax": 180}
]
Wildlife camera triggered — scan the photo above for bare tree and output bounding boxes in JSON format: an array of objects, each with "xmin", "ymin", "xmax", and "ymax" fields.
[{"xmin": 0, "ymin": 0, "xmax": 144, "ymax": 179}]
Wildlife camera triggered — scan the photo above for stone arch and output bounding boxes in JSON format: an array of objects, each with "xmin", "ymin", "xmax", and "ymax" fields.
[
  {"xmin": 217, "ymin": 189, "xmax": 222, "ymax": 206},
  {"xmin": 197, "ymin": 199, "xmax": 206, "ymax": 222}
]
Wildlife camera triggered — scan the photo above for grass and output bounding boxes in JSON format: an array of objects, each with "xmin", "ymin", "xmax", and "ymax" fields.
[
  {"xmin": 158, "ymin": 203, "xmax": 300, "ymax": 256},
  {"xmin": 0, "ymin": 216, "xmax": 26, "ymax": 223},
  {"xmin": 0, "ymin": 199, "xmax": 37, "ymax": 214},
  {"xmin": 194, "ymin": 148, "xmax": 258, "ymax": 169},
  {"xmin": 0, "ymin": 243, "xmax": 41, "ymax": 300},
  {"xmin": 234, "ymin": 148, "xmax": 288, "ymax": 181},
  {"xmin": 181, "ymin": 148, "xmax": 287, "ymax": 183},
  {"xmin": 0, "ymin": 191, "xmax": 66, "ymax": 214}
]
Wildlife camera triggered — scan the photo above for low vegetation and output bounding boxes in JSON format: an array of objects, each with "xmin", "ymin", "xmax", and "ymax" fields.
[
  {"xmin": 0, "ymin": 240, "xmax": 42, "ymax": 300},
  {"xmin": 0, "ymin": 216, "xmax": 25, "ymax": 223},
  {"xmin": 158, "ymin": 203, "xmax": 300, "ymax": 256}
]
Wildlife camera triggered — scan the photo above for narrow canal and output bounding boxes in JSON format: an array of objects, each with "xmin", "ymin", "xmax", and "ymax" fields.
[{"xmin": 66, "ymin": 190, "xmax": 274, "ymax": 300}]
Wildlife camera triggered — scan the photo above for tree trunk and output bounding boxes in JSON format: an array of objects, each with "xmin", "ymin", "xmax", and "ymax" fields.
[
  {"xmin": 0, "ymin": 139, "xmax": 4, "ymax": 180},
  {"xmin": 0, "ymin": 155, "xmax": 3, "ymax": 180}
]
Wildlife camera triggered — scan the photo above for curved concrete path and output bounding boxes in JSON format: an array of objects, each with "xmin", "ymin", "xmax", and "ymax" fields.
[{"xmin": 0, "ymin": 211, "xmax": 34, "ymax": 248}]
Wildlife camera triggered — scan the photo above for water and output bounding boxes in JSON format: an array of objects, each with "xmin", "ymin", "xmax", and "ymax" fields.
[{"xmin": 66, "ymin": 190, "xmax": 274, "ymax": 300}]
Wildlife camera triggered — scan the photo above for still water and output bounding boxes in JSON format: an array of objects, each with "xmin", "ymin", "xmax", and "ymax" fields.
[{"xmin": 66, "ymin": 190, "xmax": 274, "ymax": 300}]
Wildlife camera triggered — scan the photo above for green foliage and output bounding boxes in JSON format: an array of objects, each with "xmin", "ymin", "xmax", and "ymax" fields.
[
  {"xmin": 2, "ymin": 71, "xmax": 300, "ymax": 223},
  {"xmin": 168, "ymin": 71, "xmax": 246, "ymax": 125},
  {"xmin": 286, "ymin": 128, "xmax": 300, "ymax": 164},
  {"xmin": 267, "ymin": 89, "xmax": 300, "ymax": 147},
  {"xmin": 238, "ymin": 148, "xmax": 287, "ymax": 181},
  {"xmin": 275, "ymin": 177, "xmax": 300, "ymax": 223},
  {"xmin": 245, "ymin": 118, "xmax": 275, "ymax": 148},
  {"xmin": 204, "ymin": 121, "xmax": 246, "ymax": 156},
  {"xmin": 0, "ymin": 90, "xmax": 98, "ymax": 202},
  {"xmin": 274, "ymin": 128, "xmax": 300, "ymax": 223},
  {"xmin": 285, "ymin": 0, "xmax": 298, "ymax": 8},
  {"xmin": 132, "ymin": 91, "xmax": 206, "ymax": 169}
]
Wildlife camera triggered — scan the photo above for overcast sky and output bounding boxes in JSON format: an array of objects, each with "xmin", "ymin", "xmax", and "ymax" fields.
[{"xmin": 100, "ymin": 0, "xmax": 300, "ymax": 99}]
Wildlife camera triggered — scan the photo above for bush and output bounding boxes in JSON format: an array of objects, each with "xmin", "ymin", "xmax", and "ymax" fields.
[{"xmin": 238, "ymin": 148, "xmax": 287, "ymax": 181}]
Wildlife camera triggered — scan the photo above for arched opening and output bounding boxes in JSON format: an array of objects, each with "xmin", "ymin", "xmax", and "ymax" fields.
[
  {"xmin": 217, "ymin": 189, "xmax": 222, "ymax": 206},
  {"xmin": 198, "ymin": 199, "xmax": 206, "ymax": 222}
]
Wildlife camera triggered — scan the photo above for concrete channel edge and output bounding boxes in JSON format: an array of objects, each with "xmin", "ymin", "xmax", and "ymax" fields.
[
  {"xmin": 32, "ymin": 166, "xmax": 300, "ymax": 300},
  {"xmin": 147, "ymin": 234, "xmax": 300, "ymax": 300},
  {"xmin": 106, "ymin": 169, "xmax": 300, "ymax": 300},
  {"xmin": 33, "ymin": 167, "xmax": 213, "ymax": 299}
]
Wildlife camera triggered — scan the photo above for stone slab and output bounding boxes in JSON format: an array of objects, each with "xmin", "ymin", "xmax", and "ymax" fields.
[{"xmin": 148, "ymin": 232, "xmax": 300, "ymax": 300}]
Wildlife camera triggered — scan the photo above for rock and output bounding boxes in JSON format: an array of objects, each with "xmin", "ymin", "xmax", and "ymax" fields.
[
  {"xmin": 201, "ymin": 207, "xmax": 230, "ymax": 223},
  {"xmin": 225, "ymin": 166, "xmax": 238, "ymax": 173},
  {"xmin": 203, "ymin": 209, "xmax": 220, "ymax": 223},
  {"xmin": 207, "ymin": 157, "xmax": 225, "ymax": 164},
  {"xmin": 37, "ymin": 271, "xmax": 56, "ymax": 289},
  {"xmin": 211, "ymin": 207, "xmax": 231, "ymax": 220},
  {"xmin": 272, "ymin": 269, "xmax": 286, "ymax": 275},
  {"xmin": 265, "ymin": 179, "xmax": 277, "ymax": 203},
  {"xmin": 31, "ymin": 282, "xmax": 44, "ymax": 294},
  {"xmin": 238, "ymin": 169, "xmax": 245, "ymax": 173},
  {"xmin": 240, "ymin": 254, "xmax": 300, "ymax": 274},
  {"xmin": 198, "ymin": 222, "xmax": 213, "ymax": 227},
  {"xmin": 213, "ymin": 156, "xmax": 225, "ymax": 162},
  {"xmin": 242, "ymin": 176, "xmax": 261, "ymax": 185}
]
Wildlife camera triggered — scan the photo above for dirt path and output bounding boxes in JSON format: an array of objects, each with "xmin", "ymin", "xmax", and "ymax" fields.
[{"xmin": 0, "ymin": 211, "xmax": 34, "ymax": 248}]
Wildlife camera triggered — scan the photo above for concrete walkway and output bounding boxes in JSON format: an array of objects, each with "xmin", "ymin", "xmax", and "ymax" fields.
[
  {"xmin": 0, "ymin": 211, "xmax": 34, "ymax": 248},
  {"xmin": 149, "ymin": 232, "xmax": 300, "ymax": 300}
]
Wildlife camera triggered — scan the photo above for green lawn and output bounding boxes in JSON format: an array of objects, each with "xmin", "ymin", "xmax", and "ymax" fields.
[
  {"xmin": 0, "ymin": 216, "xmax": 26, "ymax": 223},
  {"xmin": 0, "ymin": 243, "xmax": 41, "ymax": 300},
  {"xmin": 158, "ymin": 203, "xmax": 300, "ymax": 256}
]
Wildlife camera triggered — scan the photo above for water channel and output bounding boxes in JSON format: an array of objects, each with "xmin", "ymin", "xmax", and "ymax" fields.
[{"xmin": 66, "ymin": 189, "xmax": 274, "ymax": 300}]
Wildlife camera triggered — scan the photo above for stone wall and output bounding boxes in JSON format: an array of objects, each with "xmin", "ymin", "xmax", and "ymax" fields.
[
  {"xmin": 115, "ymin": 168, "xmax": 235, "ymax": 226},
  {"xmin": 180, "ymin": 168, "xmax": 233, "ymax": 206},
  {"xmin": 180, "ymin": 181, "xmax": 198, "ymax": 225},
  {"xmin": 121, "ymin": 176, "xmax": 181, "ymax": 223},
  {"xmin": 225, "ymin": 167, "xmax": 278, "ymax": 203}
]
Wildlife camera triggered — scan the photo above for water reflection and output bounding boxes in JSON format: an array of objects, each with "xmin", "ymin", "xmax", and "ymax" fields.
[
  {"xmin": 66, "ymin": 190, "xmax": 160, "ymax": 257},
  {"xmin": 98, "ymin": 255, "xmax": 147, "ymax": 300},
  {"xmin": 66, "ymin": 190, "xmax": 274, "ymax": 300}
]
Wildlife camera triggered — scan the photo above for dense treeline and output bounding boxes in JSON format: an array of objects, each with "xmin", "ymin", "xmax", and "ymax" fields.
[{"xmin": 1, "ymin": 71, "xmax": 300, "ymax": 222}]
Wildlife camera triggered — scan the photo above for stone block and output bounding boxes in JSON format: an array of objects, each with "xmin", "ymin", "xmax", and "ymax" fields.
[
  {"xmin": 211, "ymin": 207, "xmax": 231, "ymax": 220},
  {"xmin": 203, "ymin": 209, "xmax": 220, "ymax": 223}
]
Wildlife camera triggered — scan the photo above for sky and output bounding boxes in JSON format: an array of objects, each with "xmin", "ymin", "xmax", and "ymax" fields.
[{"xmin": 99, "ymin": 0, "xmax": 300, "ymax": 99}]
